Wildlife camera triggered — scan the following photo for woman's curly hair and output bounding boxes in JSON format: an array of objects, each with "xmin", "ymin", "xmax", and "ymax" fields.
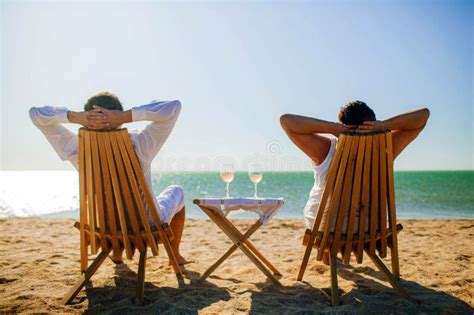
[{"xmin": 338, "ymin": 100, "xmax": 376, "ymax": 125}]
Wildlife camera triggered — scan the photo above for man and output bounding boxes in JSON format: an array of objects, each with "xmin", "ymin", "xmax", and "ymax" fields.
[
  {"xmin": 280, "ymin": 100, "xmax": 430, "ymax": 264},
  {"xmin": 29, "ymin": 92, "xmax": 190, "ymax": 265}
]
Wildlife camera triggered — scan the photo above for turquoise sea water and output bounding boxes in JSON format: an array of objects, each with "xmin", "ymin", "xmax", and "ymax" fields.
[
  {"xmin": 0, "ymin": 171, "xmax": 473, "ymax": 219},
  {"xmin": 152, "ymin": 171, "xmax": 474, "ymax": 220}
]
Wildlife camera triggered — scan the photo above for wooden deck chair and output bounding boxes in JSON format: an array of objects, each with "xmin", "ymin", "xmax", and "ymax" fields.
[
  {"xmin": 62, "ymin": 128, "xmax": 182, "ymax": 305},
  {"xmin": 297, "ymin": 130, "xmax": 409, "ymax": 306}
]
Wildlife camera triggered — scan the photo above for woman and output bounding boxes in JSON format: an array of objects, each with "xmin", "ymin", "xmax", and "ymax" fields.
[{"xmin": 280, "ymin": 100, "xmax": 430, "ymax": 264}]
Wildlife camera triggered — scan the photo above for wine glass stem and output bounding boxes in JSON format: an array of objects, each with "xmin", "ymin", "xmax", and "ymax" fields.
[
  {"xmin": 254, "ymin": 183, "xmax": 258, "ymax": 198},
  {"xmin": 226, "ymin": 182, "xmax": 230, "ymax": 198}
]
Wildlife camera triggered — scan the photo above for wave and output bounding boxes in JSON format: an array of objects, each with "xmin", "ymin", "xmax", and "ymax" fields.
[{"xmin": 0, "ymin": 171, "xmax": 79, "ymax": 218}]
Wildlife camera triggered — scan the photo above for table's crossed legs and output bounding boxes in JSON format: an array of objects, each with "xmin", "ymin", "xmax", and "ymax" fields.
[{"xmin": 198, "ymin": 206, "xmax": 282, "ymax": 285}]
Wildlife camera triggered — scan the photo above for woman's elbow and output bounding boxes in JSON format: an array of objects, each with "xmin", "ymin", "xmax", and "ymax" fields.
[
  {"xmin": 279, "ymin": 114, "xmax": 293, "ymax": 130},
  {"xmin": 421, "ymin": 107, "xmax": 430, "ymax": 124},
  {"xmin": 414, "ymin": 108, "xmax": 430, "ymax": 130}
]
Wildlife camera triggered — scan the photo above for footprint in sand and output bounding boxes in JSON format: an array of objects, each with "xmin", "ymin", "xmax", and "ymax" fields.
[
  {"xmin": 454, "ymin": 254, "xmax": 471, "ymax": 261},
  {"xmin": 309, "ymin": 265, "xmax": 326, "ymax": 274},
  {"xmin": 11, "ymin": 263, "xmax": 26, "ymax": 269},
  {"xmin": 15, "ymin": 294, "xmax": 34, "ymax": 300},
  {"xmin": 50, "ymin": 254, "xmax": 65, "ymax": 259}
]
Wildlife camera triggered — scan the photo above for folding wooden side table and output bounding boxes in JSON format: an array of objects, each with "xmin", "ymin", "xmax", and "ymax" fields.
[{"xmin": 193, "ymin": 198, "xmax": 284, "ymax": 285}]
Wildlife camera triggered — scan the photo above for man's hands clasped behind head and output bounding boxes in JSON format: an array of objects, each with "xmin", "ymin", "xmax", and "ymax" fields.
[
  {"xmin": 85, "ymin": 105, "xmax": 127, "ymax": 130},
  {"xmin": 69, "ymin": 105, "xmax": 131, "ymax": 130}
]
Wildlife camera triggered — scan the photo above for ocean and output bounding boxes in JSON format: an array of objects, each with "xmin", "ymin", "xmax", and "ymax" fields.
[{"xmin": 0, "ymin": 171, "xmax": 473, "ymax": 220}]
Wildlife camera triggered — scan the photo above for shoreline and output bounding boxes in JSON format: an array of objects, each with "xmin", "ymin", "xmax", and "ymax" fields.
[{"xmin": 1, "ymin": 218, "xmax": 473, "ymax": 313}]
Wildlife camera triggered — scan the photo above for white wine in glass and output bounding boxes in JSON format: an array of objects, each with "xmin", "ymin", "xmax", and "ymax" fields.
[
  {"xmin": 220, "ymin": 164, "xmax": 235, "ymax": 198},
  {"xmin": 248, "ymin": 163, "xmax": 263, "ymax": 198}
]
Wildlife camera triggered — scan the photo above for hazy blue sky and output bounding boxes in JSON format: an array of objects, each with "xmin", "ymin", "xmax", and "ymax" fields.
[{"xmin": 1, "ymin": 0, "xmax": 472, "ymax": 171}]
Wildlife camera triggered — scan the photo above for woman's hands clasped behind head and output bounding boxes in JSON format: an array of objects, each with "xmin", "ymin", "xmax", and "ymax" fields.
[
  {"xmin": 336, "ymin": 123, "xmax": 358, "ymax": 135},
  {"xmin": 345, "ymin": 120, "xmax": 386, "ymax": 134}
]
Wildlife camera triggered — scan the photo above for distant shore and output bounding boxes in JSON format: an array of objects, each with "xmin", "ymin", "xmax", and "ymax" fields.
[{"xmin": 1, "ymin": 218, "xmax": 472, "ymax": 313}]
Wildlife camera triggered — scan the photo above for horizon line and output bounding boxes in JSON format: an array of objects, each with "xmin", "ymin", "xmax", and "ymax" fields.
[{"xmin": 1, "ymin": 169, "xmax": 473, "ymax": 173}]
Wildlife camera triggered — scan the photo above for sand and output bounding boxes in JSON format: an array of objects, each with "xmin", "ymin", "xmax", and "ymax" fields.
[{"xmin": 0, "ymin": 218, "xmax": 473, "ymax": 314}]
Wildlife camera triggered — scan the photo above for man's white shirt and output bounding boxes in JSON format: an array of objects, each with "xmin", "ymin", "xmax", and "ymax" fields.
[{"xmin": 29, "ymin": 100, "xmax": 185, "ymax": 224}]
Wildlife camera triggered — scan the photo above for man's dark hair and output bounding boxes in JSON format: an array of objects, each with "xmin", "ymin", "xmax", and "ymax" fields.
[
  {"xmin": 338, "ymin": 100, "xmax": 376, "ymax": 125},
  {"xmin": 84, "ymin": 92, "xmax": 123, "ymax": 112}
]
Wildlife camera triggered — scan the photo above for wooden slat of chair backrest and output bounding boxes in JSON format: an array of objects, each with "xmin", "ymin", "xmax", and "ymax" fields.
[
  {"xmin": 316, "ymin": 135, "xmax": 353, "ymax": 260},
  {"xmin": 369, "ymin": 135, "xmax": 379, "ymax": 256},
  {"xmin": 378, "ymin": 134, "xmax": 388, "ymax": 258},
  {"xmin": 114, "ymin": 131, "xmax": 159, "ymax": 256},
  {"xmin": 108, "ymin": 132, "xmax": 146, "ymax": 254},
  {"xmin": 311, "ymin": 136, "xmax": 347, "ymax": 245},
  {"xmin": 84, "ymin": 132, "xmax": 98, "ymax": 255},
  {"xmin": 311, "ymin": 131, "xmax": 397, "ymax": 264},
  {"xmin": 78, "ymin": 131, "xmax": 88, "ymax": 272},
  {"xmin": 342, "ymin": 136, "xmax": 366, "ymax": 263},
  {"xmin": 118, "ymin": 132, "xmax": 170, "ymax": 257},
  {"xmin": 96, "ymin": 134, "xmax": 121, "ymax": 256},
  {"xmin": 117, "ymin": 130, "xmax": 181, "ymax": 274},
  {"xmin": 100, "ymin": 131, "xmax": 134, "ymax": 259},
  {"xmin": 78, "ymin": 128, "xmax": 163, "ymax": 262},
  {"xmin": 331, "ymin": 136, "xmax": 359, "ymax": 256},
  {"xmin": 90, "ymin": 132, "xmax": 108, "ymax": 252},
  {"xmin": 386, "ymin": 133, "xmax": 400, "ymax": 278},
  {"xmin": 355, "ymin": 136, "xmax": 372, "ymax": 263},
  {"xmin": 119, "ymin": 131, "xmax": 164, "ymax": 228}
]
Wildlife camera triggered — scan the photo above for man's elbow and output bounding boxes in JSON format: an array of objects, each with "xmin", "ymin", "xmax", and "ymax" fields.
[
  {"xmin": 171, "ymin": 100, "xmax": 182, "ymax": 114},
  {"xmin": 28, "ymin": 107, "xmax": 40, "ymax": 126}
]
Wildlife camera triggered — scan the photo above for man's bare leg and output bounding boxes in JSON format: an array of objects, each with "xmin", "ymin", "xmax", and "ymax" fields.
[
  {"xmin": 108, "ymin": 207, "xmax": 191, "ymax": 265},
  {"xmin": 169, "ymin": 207, "xmax": 193, "ymax": 265}
]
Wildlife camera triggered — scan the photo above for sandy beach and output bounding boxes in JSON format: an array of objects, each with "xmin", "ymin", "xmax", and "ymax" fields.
[{"xmin": 0, "ymin": 218, "xmax": 472, "ymax": 314}]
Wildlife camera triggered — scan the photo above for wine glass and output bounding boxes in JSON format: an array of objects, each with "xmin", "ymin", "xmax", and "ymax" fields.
[
  {"xmin": 220, "ymin": 164, "xmax": 235, "ymax": 198},
  {"xmin": 248, "ymin": 163, "xmax": 263, "ymax": 199}
]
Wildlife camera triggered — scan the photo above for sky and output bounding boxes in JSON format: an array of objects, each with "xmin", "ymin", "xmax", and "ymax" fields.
[{"xmin": 1, "ymin": 0, "xmax": 472, "ymax": 172}]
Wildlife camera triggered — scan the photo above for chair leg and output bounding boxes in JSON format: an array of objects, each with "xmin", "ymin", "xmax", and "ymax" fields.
[
  {"xmin": 364, "ymin": 249, "xmax": 409, "ymax": 298},
  {"xmin": 390, "ymin": 244, "xmax": 400, "ymax": 280},
  {"xmin": 329, "ymin": 253, "xmax": 339, "ymax": 306},
  {"xmin": 136, "ymin": 250, "xmax": 147, "ymax": 305},
  {"xmin": 160, "ymin": 229, "xmax": 182, "ymax": 276},
  {"xmin": 297, "ymin": 233, "xmax": 317, "ymax": 281},
  {"xmin": 61, "ymin": 248, "xmax": 111, "ymax": 305}
]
